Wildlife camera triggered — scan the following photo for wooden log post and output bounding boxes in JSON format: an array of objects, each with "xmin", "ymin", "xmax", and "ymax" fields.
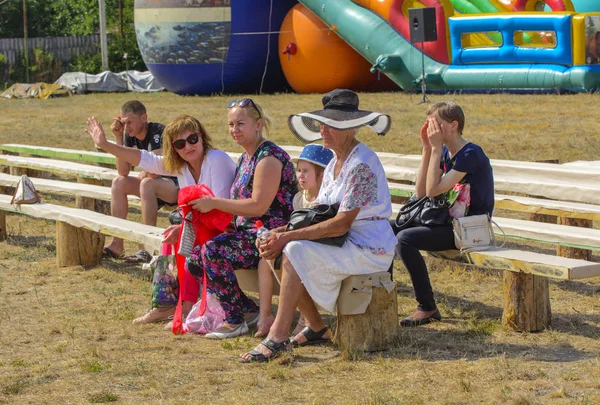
[
  {"xmin": 0, "ymin": 211, "xmax": 7, "ymax": 241},
  {"xmin": 9, "ymin": 167, "xmax": 30, "ymax": 176},
  {"xmin": 335, "ymin": 274, "xmax": 398, "ymax": 352},
  {"xmin": 527, "ymin": 213, "xmax": 556, "ymax": 224},
  {"xmin": 557, "ymin": 217, "xmax": 592, "ymax": 261},
  {"xmin": 0, "ymin": 186, "xmax": 7, "ymax": 240},
  {"xmin": 76, "ymin": 176, "xmax": 111, "ymax": 215},
  {"xmin": 56, "ymin": 221, "xmax": 104, "ymax": 267},
  {"xmin": 502, "ymin": 271, "xmax": 551, "ymax": 332}
]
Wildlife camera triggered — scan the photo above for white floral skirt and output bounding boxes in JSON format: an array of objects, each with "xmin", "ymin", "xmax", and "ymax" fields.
[{"xmin": 283, "ymin": 240, "xmax": 394, "ymax": 312}]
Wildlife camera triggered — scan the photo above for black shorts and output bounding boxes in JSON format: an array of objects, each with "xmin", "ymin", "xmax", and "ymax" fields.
[{"xmin": 157, "ymin": 176, "xmax": 179, "ymax": 209}]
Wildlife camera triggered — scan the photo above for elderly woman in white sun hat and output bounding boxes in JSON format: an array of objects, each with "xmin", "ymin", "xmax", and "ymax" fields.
[{"xmin": 240, "ymin": 89, "xmax": 397, "ymax": 363}]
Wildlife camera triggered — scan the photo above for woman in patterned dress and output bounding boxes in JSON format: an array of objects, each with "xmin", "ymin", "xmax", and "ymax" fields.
[
  {"xmin": 187, "ymin": 98, "xmax": 297, "ymax": 339},
  {"xmin": 240, "ymin": 89, "xmax": 397, "ymax": 362}
]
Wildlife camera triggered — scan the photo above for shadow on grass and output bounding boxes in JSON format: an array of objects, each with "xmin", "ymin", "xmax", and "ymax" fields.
[
  {"xmin": 381, "ymin": 326, "xmax": 595, "ymax": 363},
  {"xmin": 552, "ymin": 278, "xmax": 599, "ymax": 297},
  {"xmin": 7, "ymin": 234, "xmax": 53, "ymax": 247},
  {"xmin": 101, "ymin": 258, "xmax": 151, "ymax": 281},
  {"xmin": 395, "ymin": 282, "xmax": 600, "ymax": 353}
]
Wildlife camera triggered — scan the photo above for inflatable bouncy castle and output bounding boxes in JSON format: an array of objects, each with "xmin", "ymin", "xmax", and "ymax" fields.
[{"xmin": 134, "ymin": 0, "xmax": 600, "ymax": 94}]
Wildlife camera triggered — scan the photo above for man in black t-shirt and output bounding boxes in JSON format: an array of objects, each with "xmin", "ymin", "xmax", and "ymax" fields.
[{"xmin": 102, "ymin": 100, "xmax": 179, "ymax": 263}]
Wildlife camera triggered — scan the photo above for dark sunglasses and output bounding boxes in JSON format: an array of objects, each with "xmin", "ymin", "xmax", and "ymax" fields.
[
  {"xmin": 228, "ymin": 98, "xmax": 262, "ymax": 119},
  {"xmin": 171, "ymin": 133, "xmax": 199, "ymax": 150}
]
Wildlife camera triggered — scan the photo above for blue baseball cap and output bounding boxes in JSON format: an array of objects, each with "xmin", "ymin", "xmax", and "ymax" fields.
[{"xmin": 297, "ymin": 144, "xmax": 334, "ymax": 168}]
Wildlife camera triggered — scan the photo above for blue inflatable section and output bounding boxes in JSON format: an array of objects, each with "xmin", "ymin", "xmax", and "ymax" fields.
[
  {"xmin": 449, "ymin": 14, "xmax": 572, "ymax": 65},
  {"xmin": 557, "ymin": 0, "xmax": 599, "ymax": 12},
  {"xmin": 135, "ymin": 0, "xmax": 296, "ymax": 95}
]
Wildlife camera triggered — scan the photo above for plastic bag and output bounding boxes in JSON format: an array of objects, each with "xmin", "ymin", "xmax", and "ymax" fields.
[
  {"xmin": 143, "ymin": 244, "xmax": 179, "ymax": 308},
  {"xmin": 184, "ymin": 292, "xmax": 225, "ymax": 334},
  {"xmin": 11, "ymin": 174, "xmax": 41, "ymax": 204}
]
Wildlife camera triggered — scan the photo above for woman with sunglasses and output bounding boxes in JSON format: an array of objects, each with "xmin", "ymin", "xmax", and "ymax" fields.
[
  {"xmin": 184, "ymin": 98, "xmax": 297, "ymax": 339},
  {"xmin": 86, "ymin": 115, "xmax": 236, "ymax": 324}
]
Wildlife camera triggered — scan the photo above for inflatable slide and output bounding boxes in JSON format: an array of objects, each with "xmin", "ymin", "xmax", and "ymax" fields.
[
  {"xmin": 134, "ymin": 0, "xmax": 600, "ymax": 94},
  {"xmin": 295, "ymin": 0, "xmax": 600, "ymax": 92}
]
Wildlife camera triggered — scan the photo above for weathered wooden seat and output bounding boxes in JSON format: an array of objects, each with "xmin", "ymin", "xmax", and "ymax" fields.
[
  {"xmin": 0, "ymin": 194, "xmax": 162, "ymax": 267},
  {"xmin": 0, "ymin": 172, "xmax": 141, "ymax": 212},
  {"xmin": 4, "ymin": 144, "xmax": 600, "ymax": 336}
]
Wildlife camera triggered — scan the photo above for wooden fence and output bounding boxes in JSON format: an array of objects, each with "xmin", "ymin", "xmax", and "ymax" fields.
[{"xmin": 0, "ymin": 35, "xmax": 101, "ymax": 83}]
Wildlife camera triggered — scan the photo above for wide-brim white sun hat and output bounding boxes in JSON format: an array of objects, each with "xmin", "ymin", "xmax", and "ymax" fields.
[{"xmin": 288, "ymin": 89, "xmax": 392, "ymax": 144}]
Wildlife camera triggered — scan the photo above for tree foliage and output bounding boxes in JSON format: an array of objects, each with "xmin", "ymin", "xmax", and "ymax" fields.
[{"xmin": 0, "ymin": 0, "xmax": 144, "ymax": 72}]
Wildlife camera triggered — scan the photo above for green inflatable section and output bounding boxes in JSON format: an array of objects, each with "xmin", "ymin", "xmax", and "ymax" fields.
[
  {"xmin": 449, "ymin": 0, "xmax": 532, "ymax": 44},
  {"xmin": 297, "ymin": 0, "xmax": 600, "ymax": 92}
]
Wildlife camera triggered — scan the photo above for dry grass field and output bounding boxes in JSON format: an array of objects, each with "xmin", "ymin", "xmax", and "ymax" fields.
[{"xmin": 0, "ymin": 92, "xmax": 600, "ymax": 404}]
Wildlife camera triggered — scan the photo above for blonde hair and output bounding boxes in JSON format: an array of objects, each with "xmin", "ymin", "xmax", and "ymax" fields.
[
  {"xmin": 162, "ymin": 115, "xmax": 214, "ymax": 174},
  {"xmin": 426, "ymin": 101, "xmax": 465, "ymax": 134},
  {"xmin": 230, "ymin": 99, "xmax": 272, "ymax": 137}
]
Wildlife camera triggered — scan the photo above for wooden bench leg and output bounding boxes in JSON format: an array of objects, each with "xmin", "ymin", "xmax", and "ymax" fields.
[
  {"xmin": 56, "ymin": 221, "xmax": 104, "ymax": 267},
  {"xmin": 502, "ymin": 271, "xmax": 551, "ymax": 332},
  {"xmin": 76, "ymin": 177, "xmax": 111, "ymax": 215},
  {"xmin": 9, "ymin": 167, "xmax": 30, "ymax": 176},
  {"xmin": 0, "ymin": 211, "xmax": 6, "ymax": 241},
  {"xmin": 335, "ymin": 283, "xmax": 398, "ymax": 352},
  {"xmin": 557, "ymin": 217, "xmax": 592, "ymax": 260}
]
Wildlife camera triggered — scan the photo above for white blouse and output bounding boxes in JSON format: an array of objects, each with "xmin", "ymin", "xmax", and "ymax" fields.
[
  {"xmin": 317, "ymin": 143, "xmax": 396, "ymax": 255},
  {"xmin": 138, "ymin": 148, "xmax": 236, "ymax": 199}
]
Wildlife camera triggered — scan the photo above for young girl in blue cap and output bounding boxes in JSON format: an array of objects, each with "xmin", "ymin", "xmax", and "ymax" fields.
[{"xmin": 254, "ymin": 144, "xmax": 333, "ymax": 337}]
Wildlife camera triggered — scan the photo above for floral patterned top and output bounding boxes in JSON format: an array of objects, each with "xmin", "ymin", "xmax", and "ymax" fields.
[
  {"xmin": 231, "ymin": 141, "xmax": 297, "ymax": 231},
  {"xmin": 317, "ymin": 143, "xmax": 397, "ymax": 255}
]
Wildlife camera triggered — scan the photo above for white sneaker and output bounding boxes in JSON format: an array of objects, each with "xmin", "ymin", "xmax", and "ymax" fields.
[{"xmin": 205, "ymin": 322, "xmax": 249, "ymax": 339}]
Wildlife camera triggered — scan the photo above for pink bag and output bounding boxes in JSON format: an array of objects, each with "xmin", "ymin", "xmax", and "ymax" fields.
[{"xmin": 184, "ymin": 292, "xmax": 225, "ymax": 334}]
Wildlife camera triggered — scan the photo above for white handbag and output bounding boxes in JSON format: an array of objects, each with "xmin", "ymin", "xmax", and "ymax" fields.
[{"xmin": 452, "ymin": 214, "xmax": 505, "ymax": 253}]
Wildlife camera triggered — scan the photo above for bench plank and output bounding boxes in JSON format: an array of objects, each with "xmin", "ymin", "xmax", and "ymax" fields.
[
  {"xmin": 391, "ymin": 204, "xmax": 600, "ymax": 251},
  {"xmin": 426, "ymin": 248, "xmax": 600, "ymax": 280},
  {"xmin": 0, "ymin": 173, "xmax": 141, "ymax": 205},
  {"xmin": 0, "ymin": 144, "xmax": 116, "ymax": 165},
  {"xmin": 0, "ymin": 194, "xmax": 162, "ymax": 251},
  {"xmin": 0, "ymin": 155, "xmax": 140, "ymax": 181},
  {"xmin": 388, "ymin": 184, "xmax": 600, "ymax": 221}
]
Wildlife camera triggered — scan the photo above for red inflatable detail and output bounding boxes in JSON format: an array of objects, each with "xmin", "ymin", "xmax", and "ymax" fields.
[
  {"xmin": 512, "ymin": 0, "xmax": 568, "ymax": 11},
  {"xmin": 389, "ymin": 0, "xmax": 449, "ymax": 64},
  {"xmin": 282, "ymin": 42, "xmax": 297, "ymax": 55}
]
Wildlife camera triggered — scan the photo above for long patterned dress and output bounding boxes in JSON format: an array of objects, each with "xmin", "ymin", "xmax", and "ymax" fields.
[{"xmin": 186, "ymin": 141, "xmax": 297, "ymax": 324}]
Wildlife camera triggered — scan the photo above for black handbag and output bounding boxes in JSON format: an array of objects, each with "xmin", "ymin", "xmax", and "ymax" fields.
[
  {"xmin": 395, "ymin": 194, "xmax": 451, "ymax": 230},
  {"xmin": 286, "ymin": 203, "xmax": 348, "ymax": 247},
  {"xmin": 168, "ymin": 209, "xmax": 182, "ymax": 225}
]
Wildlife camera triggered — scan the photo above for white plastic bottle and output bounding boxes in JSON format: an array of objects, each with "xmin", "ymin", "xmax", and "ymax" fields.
[{"xmin": 255, "ymin": 220, "xmax": 272, "ymax": 245}]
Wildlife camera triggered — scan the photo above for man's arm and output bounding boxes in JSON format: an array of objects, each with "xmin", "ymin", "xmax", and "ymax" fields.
[{"xmin": 111, "ymin": 117, "xmax": 132, "ymax": 177}]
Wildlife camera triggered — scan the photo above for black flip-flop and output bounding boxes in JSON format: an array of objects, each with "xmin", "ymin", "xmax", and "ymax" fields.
[
  {"xmin": 123, "ymin": 250, "xmax": 153, "ymax": 264},
  {"xmin": 102, "ymin": 247, "xmax": 123, "ymax": 259},
  {"xmin": 291, "ymin": 326, "xmax": 329, "ymax": 347},
  {"xmin": 240, "ymin": 338, "xmax": 292, "ymax": 363}
]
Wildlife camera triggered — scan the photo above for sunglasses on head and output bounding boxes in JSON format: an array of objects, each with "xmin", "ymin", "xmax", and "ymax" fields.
[
  {"xmin": 228, "ymin": 98, "xmax": 262, "ymax": 119},
  {"xmin": 171, "ymin": 133, "xmax": 200, "ymax": 150}
]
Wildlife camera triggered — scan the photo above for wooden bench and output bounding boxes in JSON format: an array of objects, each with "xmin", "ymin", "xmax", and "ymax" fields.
[
  {"xmin": 383, "ymin": 160, "xmax": 600, "ymax": 332},
  {"xmin": 0, "ymin": 193, "xmax": 163, "ymax": 267},
  {"xmin": 0, "ymin": 143, "xmax": 118, "ymax": 166},
  {"xmin": 4, "ymin": 144, "xmax": 600, "ymax": 336},
  {"xmin": 0, "ymin": 143, "xmax": 244, "ymax": 169},
  {"xmin": 0, "ymin": 172, "xmax": 141, "ymax": 213}
]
